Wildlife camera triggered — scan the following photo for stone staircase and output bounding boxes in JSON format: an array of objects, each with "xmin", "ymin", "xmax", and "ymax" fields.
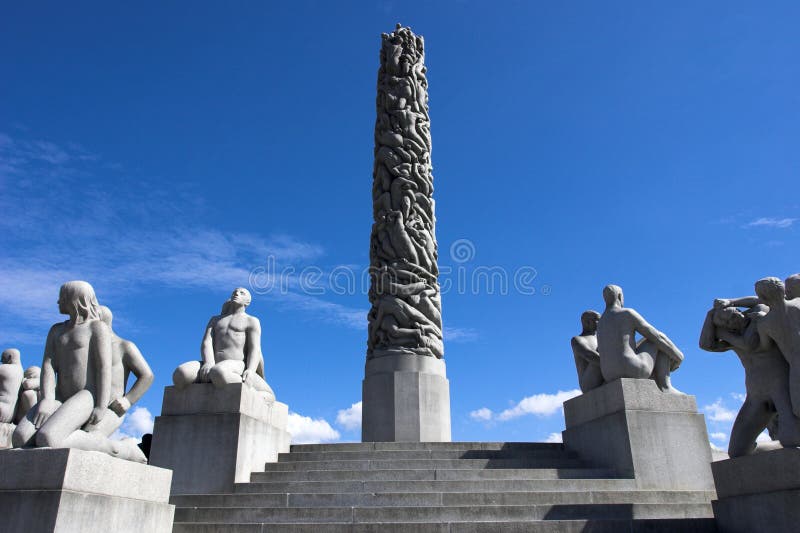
[{"xmin": 171, "ymin": 442, "xmax": 717, "ymax": 532}]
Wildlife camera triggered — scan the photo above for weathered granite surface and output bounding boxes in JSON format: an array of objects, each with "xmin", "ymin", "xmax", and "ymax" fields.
[
  {"xmin": 149, "ymin": 383, "xmax": 290, "ymax": 494},
  {"xmin": 0, "ymin": 447, "xmax": 174, "ymax": 532},
  {"xmin": 563, "ymin": 379, "xmax": 714, "ymax": 491}
]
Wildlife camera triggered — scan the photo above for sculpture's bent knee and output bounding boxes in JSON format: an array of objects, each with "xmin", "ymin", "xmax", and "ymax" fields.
[{"xmin": 173, "ymin": 361, "xmax": 200, "ymax": 389}]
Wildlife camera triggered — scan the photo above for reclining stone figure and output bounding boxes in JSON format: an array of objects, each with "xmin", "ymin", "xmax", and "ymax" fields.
[
  {"xmin": 12, "ymin": 281, "xmax": 144, "ymax": 462},
  {"xmin": 597, "ymin": 284, "xmax": 684, "ymax": 393},
  {"xmin": 173, "ymin": 287, "xmax": 275, "ymax": 400},
  {"xmin": 700, "ymin": 301, "xmax": 800, "ymax": 456},
  {"xmin": 571, "ymin": 310, "xmax": 604, "ymax": 393}
]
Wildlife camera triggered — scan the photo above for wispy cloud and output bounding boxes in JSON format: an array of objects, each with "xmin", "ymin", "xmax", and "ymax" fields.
[
  {"xmin": 0, "ymin": 131, "xmax": 367, "ymax": 340},
  {"xmin": 709, "ymin": 432, "xmax": 727, "ymax": 442},
  {"xmin": 111, "ymin": 406, "xmax": 155, "ymax": 442},
  {"xmin": 544, "ymin": 432, "xmax": 563, "ymax": 443},
  {"xmin": 746, "ymin": 217, "xmax": 797, "ymax": 229},
  {"xmin": 444, "ymin": 327, "xmax": 479, "ymax": 342}
]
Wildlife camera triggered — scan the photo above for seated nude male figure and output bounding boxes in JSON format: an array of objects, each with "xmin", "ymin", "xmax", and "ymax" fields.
[
  {"xmin": 13, "ymin": 281, "xmax": 142, "ymax": 461},
  {"xmin": 173, "ymin": 288, "xmax": 274, "ymax": 400},
  {"xmin": 700, "ymin": 302, "xmax": 800, "ymax": 456},
  {"xmin": 597, "ymin": 285, "xmax": 684, "ymax": 393},
  {"xmin": 80, "ymin": 305, "xmax": 154, "ymax": 443},
  {"xmin": 571, "ymin": 311, "xmax": 604, "ymax": 393}
]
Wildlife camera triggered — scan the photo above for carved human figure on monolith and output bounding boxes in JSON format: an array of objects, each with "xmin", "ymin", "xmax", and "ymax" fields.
[
  {"xmin": 571, "ymin": 311, "xmax": 604, "ymax": 393},
  {"xmin": 700, "ymin": 300, "xmax": 800, "ymax": 456},
  {"xmin": 0, "ymin": 348, "xmax": 24, "ymax": 447},
  {"xmin": 597, "ymin": 284, "xmax": 684, "ymax": 393},
  {"xmin": 173, "ymin": 287, "xmax": 275, "ymax": 400},
  {"xmin": 12, "ymin": 281, "xmax": 144, "ymax": 462},
  {"xmin": 367, "ymin": 24, "xmax": 443, "ymax": 360}
]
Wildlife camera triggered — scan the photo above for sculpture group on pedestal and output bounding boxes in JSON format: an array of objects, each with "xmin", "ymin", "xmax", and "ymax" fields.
[
  {"xmin": 571, "ymin": 284, "xmax": 684, "ymax": 394},
  {"xmin": 700, "ymin": 274, "xmax": 800, "ymax": 457},
  {"xmin": 8, "ymin": 281, "xmax": 151, "ymax": 462}
]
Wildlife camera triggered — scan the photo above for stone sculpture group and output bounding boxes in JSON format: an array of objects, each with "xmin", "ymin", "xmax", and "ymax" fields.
[
  {"xmin": 572, "ymin": 276, "xmax": 800, "ymax": 460},
  {"xmin": 572, "ymin": 284, "xmax": 683, "ymax": 395}
]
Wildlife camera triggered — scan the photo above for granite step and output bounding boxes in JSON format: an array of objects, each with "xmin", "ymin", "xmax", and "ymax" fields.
[
  {"xmin": 172, "ymin": 489, "xmax": 716, "ymax": 508},
  {"xmin": 174, "ymin": 503, "xmax": 714, "ymax": 523},
  {"xmin": 288, "ymin": 442, "xmax": 563, "ymax": 453},
  {"xmin": 231, "ymin": 478, "xmax": 639, "ymax": 494},
  {"xmin": 173, "ymin": 518, "xmax": 718, "ymax": 532},
  {"xmin": 248, "ymin": 467, "xmax": 621, "ymax": 483},
  {"xmin": 278, "ymin": 449, "xmax": 578, "ymax": 462},
  {"xmin": 262, "ymin": 458, "xmax": 589, "ymax": 472}
]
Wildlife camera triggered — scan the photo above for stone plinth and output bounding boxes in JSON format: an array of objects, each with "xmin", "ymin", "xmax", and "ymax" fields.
[
  {"xmin": 149, "ymin": 383, "xmax": 290, "ymax": 495},
  {"xmin": 362, "ymin": 353, "xmax": 451, "ymax": 442},
  {"xmin": 0, "ymin": 448, "xmax": 174, "ymax": 533},
  {"xmin": 562, "ymin": 378, "xmax": 714, "ymax": 491},
  {"xmin": 712, "ymin": 448, "xmax": 800, "ymax": 533}
]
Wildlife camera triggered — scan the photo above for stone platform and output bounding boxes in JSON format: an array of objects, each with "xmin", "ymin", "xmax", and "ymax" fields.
[
  {"xmin": 0, "ymin": 447, "xmax": 174, "ymax": 533},
  {"xmin": 562, "ymin": 378, "xmax": 715, "ymax": 491},
  {"xmin": 362, "ymin": 353, "xmax": 451, "ymax": 442},
  {"xmin": 712, "ymin": 447, "xmax": 800, "ymax": 532},
  {"xmin": 149, "ymin": 382, "xmax": 290, "ymax": 495},
  {"xmin": 169, "ymin": 441, "xmax": 716, "ymax": 532}
]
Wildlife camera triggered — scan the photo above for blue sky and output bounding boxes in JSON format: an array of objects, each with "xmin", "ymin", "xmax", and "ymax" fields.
[{"xmin": 1, "ymin": 2, "xmax": 798, "ymax": 446}]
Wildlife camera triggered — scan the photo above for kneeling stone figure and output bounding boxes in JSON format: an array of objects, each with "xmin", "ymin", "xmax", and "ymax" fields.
[{"xmin": 173, "ymin": 288, "xmax": 275, "ymax": 400}]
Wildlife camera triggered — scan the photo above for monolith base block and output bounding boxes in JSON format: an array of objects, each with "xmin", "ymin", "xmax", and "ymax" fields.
[
  {"xmin": 0, "ymin": 448, "xmax": 174, "ymax": 533},
  {"xmin": 712, "ymin": 448, "xmax": 800, "ymax": 533},
  {"xmin": 362, "ymin": 353, "xmax": 451, "ymax": 442},
  {"xmin": 149, "ymin": 382, "xmax": 290, "ymax": 494},
  {"xmin": 562, "ymin": 378, "xmax": 715, "ymax": 490}
]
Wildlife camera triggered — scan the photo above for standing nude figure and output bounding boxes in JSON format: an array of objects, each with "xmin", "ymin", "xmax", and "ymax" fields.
[
  {"xmin": 0, "ymin": 349, "xmax": 24, "ymax": 447},
  {"xmin": 571, "ymin": 311, "xmax": 604, "ymax": 393},
  {"xmin": 12, "ymin": 281, "xmax": 143, "ymax": 462},
  {"xmin": 747, "ymin": 277, "xmax": 800, "ymax": 417},
  {"xmin": 700, "ymin": 302, "xmax": 800, "ymax": 456},
  {"xmin": 597, "ymin": 285, "xmax": 684, "ymax": 393},
  {"xmin": 173, "ymin": 288, "xmax": 274, "ymax": 400}
]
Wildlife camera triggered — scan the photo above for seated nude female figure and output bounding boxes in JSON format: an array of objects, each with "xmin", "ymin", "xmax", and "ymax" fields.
[
  {"xmin": 12, "ymin": 281, "xmax": 143, "ymax": 462},
  {"xmin": 173, "ymin": 288, "xmax": 274, "ymax": 400}
]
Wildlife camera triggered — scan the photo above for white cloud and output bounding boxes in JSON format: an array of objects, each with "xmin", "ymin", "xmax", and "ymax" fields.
[
  {"xmin": 544, "ymin": 432, "xmax": 563, "ymax": 443},
  {"xmin": 756, "ymin": 431, "xmax": 772, "ymax": 443},
  {"xmin": 111, "ymin": 407, "xmax": 154, "ymax": 442},
  {"xmin": 335, "ymin": 401, "xmax": 362, "ymax": 431},
  {"xmin": 731, "ymin": 393, "xmax": 746, "ymax": 403},
  {"xmin": 469, "ymin": 407, "xmax": 493, "ymax": 422},
  {"xmin": 287, "ymin": 412, "xmax": 340, "ymax": 444},
  {"xmin": 497, "ymin": 389, "xmax": 581, "ymax": 421},
  {"xmin": 710, "ymin": 432, "xmax": 727, "ymax": 442},
  {"xmin": 703, "ymin": 399, "xmax": 736, "ymax": 422},
  {"xmin": 746, "ymin": 217, "xmax": 797, "ymax": 229},
  {"xmin": 709, "ymin": 441, "xmax": 725, "ymax": 452}
]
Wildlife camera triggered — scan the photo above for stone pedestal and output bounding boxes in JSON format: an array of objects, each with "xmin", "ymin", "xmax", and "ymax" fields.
[
  {"xmin": 562, "ymin": 378, "xmax": 715, "ymax": 490},
  {"xmin": 362, "ymin": 353, "xmax": 451, "ymax": 442},
  {"xmin": 712, "ymin": 448, "xmax": 800, "ymax": 532},
  {"xmin": 149, "ymin": 383, "xmax": 290, "ymax": 495},
  {"xmin": 0, "ymin": 448, "xmax": 174, "ymax": 533}
]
